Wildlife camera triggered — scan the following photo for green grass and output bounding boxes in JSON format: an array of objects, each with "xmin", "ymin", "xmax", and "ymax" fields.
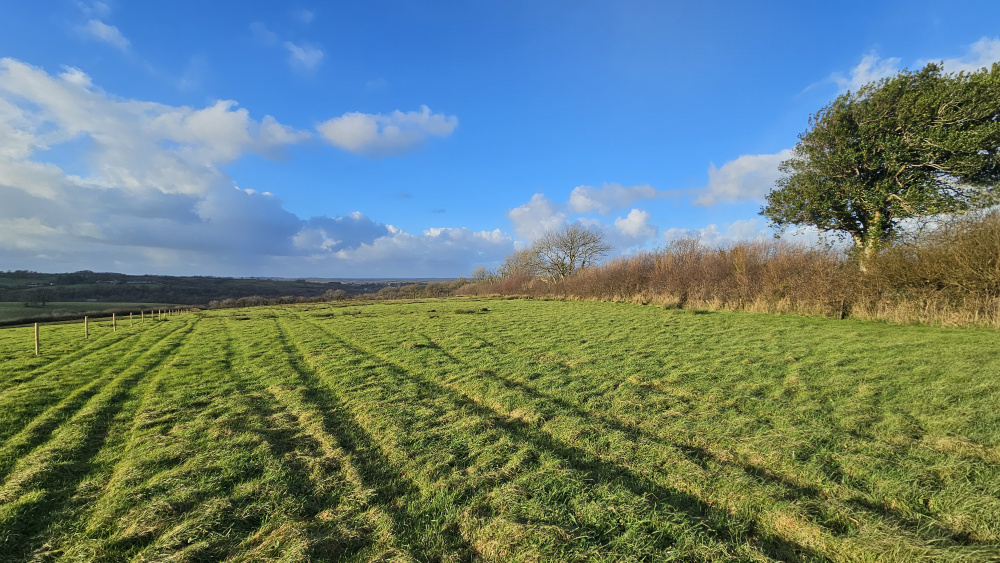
[
  {"xmin": 0, "ymin": 299, "xmax": 998, "ymax": 561},
  {"xmin": 0, "ymin": 302, "xmax": 180, "ymax": 323}
]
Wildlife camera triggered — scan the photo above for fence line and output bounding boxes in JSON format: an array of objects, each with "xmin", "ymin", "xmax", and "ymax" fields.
[{"xmin": 20, "ymin": 307, "xmax": 195, "ymax": 356}]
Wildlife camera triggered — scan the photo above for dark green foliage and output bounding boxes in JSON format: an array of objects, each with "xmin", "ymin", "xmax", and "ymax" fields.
[{"xmin": 763, "ymin": 63, "xmax": 1000, "ymax": 259}]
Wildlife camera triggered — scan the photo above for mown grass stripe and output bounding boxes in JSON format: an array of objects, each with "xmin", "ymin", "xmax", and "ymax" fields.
[
  {"xmin": 0, "ymin": 321, "xmax": 192, "ymax": 483},
  {"xmin": 415, "ymin": 326, "xmax": 983, "ymax": 556},
  {"xmin": 297, "ymin": 304, "xmax": 996, "ymax": 561},
  {"xmin": 272, "ymin": 312, "xmax": 476, "ymax": 561},
  {"xmin": 0, "ymin": 317, "xmax": 199, "ymax": 559},
  {"xmin": 291, "ymin": 312, "xmax": 752, "ymax": 561},
  {"xmin": 0, "ymin": 318, "xmax": 142, "ymax": 393}
]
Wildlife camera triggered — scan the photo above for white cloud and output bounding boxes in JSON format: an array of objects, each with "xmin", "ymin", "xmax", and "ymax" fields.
[
  {"xmin": 568, "ymin": 183, "xmax": 669, "ymax": 215},
  {"xmin": 694, "ymin": 149, "xmax": 792, "ymax": 206},
  {"xmin": 82, "ymin": 19, "xmax": 130, "ymax": 51},
  {"xmin": 507, "ymin": 193, "xmax": 567, "ymax": 241},
  {"xmin": 0, "ymin": 58, "xmax": 515, "ymax": 277},
  {"xmin": 331, "ymin": 227, "xmax": 513, "ymax": 275},
  {"xmin": 830, "ymin": 52, "xmax": 901, "ymax": 92},
  {"xmin": 614, "ymin": 209, "xmax": 658, "ymax": 239},
  {"xmin": 923, "ymin": 37, "xmax": 1000, "ymax": 74},
  {"xmin": 284, "ymin": 41, "xmax": 324, "ymax": 71},
  {"xmin": 317, "ymin": 105, "xmax": 458, "ymax": 157},
  {"xmin": 829, "ymin": 39, "xmax": 1000, "ymax": 95},
  {"xmin": 663, "ymin": 218, "xmax": 770, "ymax": 247}
]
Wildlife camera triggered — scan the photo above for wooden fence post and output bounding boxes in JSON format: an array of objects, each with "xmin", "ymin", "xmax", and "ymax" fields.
[
  {"xmin": 130, "ymin": 312, "xmax": 133, "ymax": 327},
  {"xmin": 85, "ymin": 316, "xmax": 89, "ymax": 339},
  {"xmin": 34, "ymin": 323, "xmax": 39, "ymax": 355},
  {"xmin": 113, "ymin": 313, "xmax": 116, "ymax": 332}
]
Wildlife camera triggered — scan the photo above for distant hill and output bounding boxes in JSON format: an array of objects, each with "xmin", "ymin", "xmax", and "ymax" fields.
[{"xmin": 0, "ymin": 270, "xmax": 438, "ymax": 306}]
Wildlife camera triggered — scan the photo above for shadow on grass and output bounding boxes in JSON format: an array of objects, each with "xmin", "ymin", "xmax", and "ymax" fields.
[
  {"xmin": 426, "ymin": 332, "xmax": 994, "ymax": 551},
  {"xmin": 0, "ymin": 320, "xmax": 198, "ymax": 560},
  {"xmin": 307, "ymin": 319, "xmax": 821, "ymax": 563},
  {"xmin": 0, "ymin": 322, "xmax": 193, "ymax": 482},
  {"xmin": 272, "ymin": 317, "xmax": 476, "ymax": 562}
]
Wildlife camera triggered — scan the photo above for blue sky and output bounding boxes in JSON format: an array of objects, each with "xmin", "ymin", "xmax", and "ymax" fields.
[{"xmin": 1, "ymin": 1, "xmax": 998, "ymax": 277}]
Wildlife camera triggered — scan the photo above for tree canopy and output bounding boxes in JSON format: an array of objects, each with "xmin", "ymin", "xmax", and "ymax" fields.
[{"xmin": 762, "ymin": 63, "xmax": 1000, "ymax": 261}]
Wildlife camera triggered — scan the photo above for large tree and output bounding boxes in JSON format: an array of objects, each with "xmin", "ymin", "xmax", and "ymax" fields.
[{"xmin": 762, "ymin": 63, "xmax": 1000, "ymax": 262}]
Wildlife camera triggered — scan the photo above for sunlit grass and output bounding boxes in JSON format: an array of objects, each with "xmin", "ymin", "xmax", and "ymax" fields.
[{"xmin": 0, "ymin": 299, "xmax": 997, "ymax": 561}]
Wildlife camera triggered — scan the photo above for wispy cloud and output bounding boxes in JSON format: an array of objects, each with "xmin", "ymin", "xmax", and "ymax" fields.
[
  {"xmin": 827, "ymin": 37, "xmax": 1000, "ymax": 95},
  {"xmin": 922, "ymin": 37, "xmax": 1000, "ymax": 73},
  {"xmin": 82, "ymin": 19, "xmax": 130, "ymax": 51},
  {"xmin": 317, "ymin": 105, "xmax": 458, "ymax": 157},
  {"xmin": 568, "ymin": 182, "xmax": 672, "ymax": 215},
  {"xmin": 283, "ymin": 41, "xmax": 324, "ymax": 72},
  {"xmin": 293, "ymin": 9, "xmax": 315, "ymax": 24},
  {"xmin": 251, "ymin": 22, "xmax": 325, "ymax": 72},
  {"xmin": 830, "ymin": 52, "xmax": 900, "ymax": 92},
  {"xmin": 250, "ymin": 22, "xmax": 278, "ymax": 46}
]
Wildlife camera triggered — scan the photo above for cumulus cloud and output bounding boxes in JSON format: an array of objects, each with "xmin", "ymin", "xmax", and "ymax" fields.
[
  {"xmin": 694, "ymin": 149, "xmax": 792, "ymax": 206},
  {"xmin": 614, "ymin": 209, "xmax": 658, "ymax": 239},
  {"xmin": 82, "ymin": 19, "xmax": 130, "ymax": 51},
  {"xmin": 317, "ymin": 105, "xmax": 458, "ymax": 157},
  {"xmin": 328, "ymin": 227, "xmax": 514, "ymax": 277},
  {"xmin": 568, "ymin": 183, "xmax": 670, "ymax": 215},
  {"xmin": 0, "ymin": 58, "xmax": 512, "ymax": 276},
  {"xmin": 294, "ymin": 212, "xmax": 391, "ymax": 252},
  {"xmin": 923, "ymin": 37, "xmax": 1000, "ymax": 73},
  {"xmin": 507, "ymin": 193, "xmax": 566, "ymax": 241},
  {"xmin": 284, "ymin": 41, "xmax": 324, "ymax": 71}
]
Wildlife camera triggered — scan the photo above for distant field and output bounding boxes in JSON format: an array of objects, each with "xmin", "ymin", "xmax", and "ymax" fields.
[
  {"xmin": 0, "ymin": 299, "xmax": 997, "ymax": 561},
  {"xmin": 0, "ymin": 302, "xmax": 180, "ymax": 323}
]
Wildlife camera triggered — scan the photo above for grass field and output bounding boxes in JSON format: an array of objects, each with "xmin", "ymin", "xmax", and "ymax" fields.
[
  {"xmin": 0, "ymin": 299, "xmax": 998, "ymax": 561},
  {"xmin": 0, "ymin": 302, "xmax": 180, "ymax": 323}
]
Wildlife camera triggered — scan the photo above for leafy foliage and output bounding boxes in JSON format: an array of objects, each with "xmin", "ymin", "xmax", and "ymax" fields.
[{"xmin": 763, "ymin": 63, "xmax": 1000, "ymax": 258}]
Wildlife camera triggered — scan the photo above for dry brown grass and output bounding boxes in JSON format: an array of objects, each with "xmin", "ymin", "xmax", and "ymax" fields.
[{"xmin": 458, "ymin": 212, "xmax": 1000, "ymax": 328}]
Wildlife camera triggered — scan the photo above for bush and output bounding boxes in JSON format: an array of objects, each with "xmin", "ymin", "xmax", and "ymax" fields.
[{"xmin": 455, "ymin": 213, "xmax": 1000, "ymax": 328}]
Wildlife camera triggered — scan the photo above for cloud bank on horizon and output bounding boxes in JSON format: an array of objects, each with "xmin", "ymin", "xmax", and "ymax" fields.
[{"xmin": 0, "ymin": 2, "xmax": 998, "ymax": 277}]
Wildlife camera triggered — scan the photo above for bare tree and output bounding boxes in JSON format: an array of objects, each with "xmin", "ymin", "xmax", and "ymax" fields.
[
  {"xmin": 529, "ymin": 224, "xmax": 612, "ymax": 280},
  {"xmin": 498, "ymin": 248, "xmax": 540, "ymax": 278}
]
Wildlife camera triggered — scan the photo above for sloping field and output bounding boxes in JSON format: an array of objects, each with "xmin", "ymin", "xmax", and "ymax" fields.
[{"xmin": 0, "ymin": 299, "xmax": 998, "ymax": 561}]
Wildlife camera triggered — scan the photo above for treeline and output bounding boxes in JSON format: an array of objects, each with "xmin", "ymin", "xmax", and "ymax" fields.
[
  {"xmin": 457, "ymin": 211, "xmax": 1000, "ymax": 328},
  {"xmin": 207, "ymin": 279, "xmax": 474, "ymax": 309},
  {"xmin": 0, "ymin": 271, "xmax": 399, "ymax": 305}
]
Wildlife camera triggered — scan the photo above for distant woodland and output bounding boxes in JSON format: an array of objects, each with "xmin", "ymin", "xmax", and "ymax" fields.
[{"xmin": 0, "ymin": 270, "xmax": 426, "ymax": 307}]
